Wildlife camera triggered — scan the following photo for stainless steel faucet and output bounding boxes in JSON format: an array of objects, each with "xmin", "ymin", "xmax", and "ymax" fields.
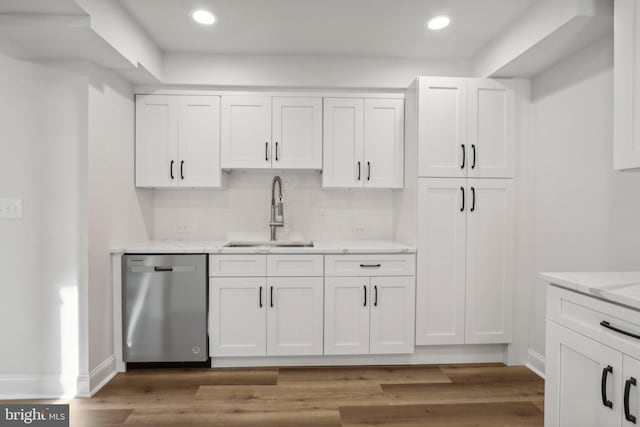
[{"xmin": 270, "ymin": 176, "xmax": 284, "ymax": 241}]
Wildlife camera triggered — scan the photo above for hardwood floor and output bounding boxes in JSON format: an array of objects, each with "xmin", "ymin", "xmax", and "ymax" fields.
[{"xmin": 5, "ymin": 364, "xmax": 544, "ymax": 426}]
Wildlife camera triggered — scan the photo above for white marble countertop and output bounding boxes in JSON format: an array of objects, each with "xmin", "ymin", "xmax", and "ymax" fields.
[
  {"xmin": 111, "ymin": 240, "xmax": 416, "ymax": 255},
  {"xmin": 540, "ymin": 272, "xmax": 640, "ymax": 310}
]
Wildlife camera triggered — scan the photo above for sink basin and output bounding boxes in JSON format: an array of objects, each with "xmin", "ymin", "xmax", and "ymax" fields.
[{"xmin": 223, "ymin": 241, "xmax": 314, "ymax": 248}]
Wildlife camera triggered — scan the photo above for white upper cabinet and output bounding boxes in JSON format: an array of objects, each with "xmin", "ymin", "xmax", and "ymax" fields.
[
  {"xmin": 136, "ymin": 94, "xmax": 222, "ymax": 188},
  {"xmin": 465, "ymin": 179, "xmax": 514, "ymax": 344},
  {"xmin": 614, "ymin": 0, "xmax": 640, "ymax": 171},
  {"xmin": 323, "ymin": 97, "xmax": 404, "ymax": 188},
  {"xmin": 364, "ymin": 99, "xmax": 404, "ymax": 188},
  {"xmin": 221, "ymin": 96, "xmax": 272, "ymax": 169},
  {"xmin": 272, "ymin": 97, "xmax": 322, "ymax": 169},
  {"xmin": 417, "ymin": 77, "xmax": 514, "ymax": 179},
  {"xmin": 467, "ymin": 79, "xmax": 515, "ymax": 178},
  {"xmin": 221, "ymin": 96, "xmax": 322, "ymax": 170},
  {"xmin": 135, "ymin": 95, "xmax": 178, "ymax": 188},
  {"xmin": 418, "ymin": 78, "xmax": 468, "ymax": 178},
  {"xmin": 323, "ymin": 98, "xmax": 365, "ymax": 188},
  {"xmin": 178, "ymin": 96, "xmax": 222, "ymax": 188},
  {"xmin": 416, "ymin": 178, "xmax": 467, "ymax": 346}
]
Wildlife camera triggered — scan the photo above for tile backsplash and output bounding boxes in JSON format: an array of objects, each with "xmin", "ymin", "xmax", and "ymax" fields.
[{"xmin": 152, "ymin": 171, "xmax": 394, "ymax": 241}]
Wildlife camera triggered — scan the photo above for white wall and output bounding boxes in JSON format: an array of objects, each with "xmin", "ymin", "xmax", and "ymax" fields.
[
  {"xmin": 153, "ymin": 172, "xmax": 394, "ymax": 242},
  {"xmin": 86, "ymin": 64, "xmax": 152, "ymax": 390},
  {"xmin": 162, "ymin": 53, "xmax": 471, "ymax": 89},
  {"xmin": 525, "ymin": 36, "xmax": 640, "ymax": 372},
  {"xmin": 0, "ymin": 54, "xmax": 88, "ymax": 398}
]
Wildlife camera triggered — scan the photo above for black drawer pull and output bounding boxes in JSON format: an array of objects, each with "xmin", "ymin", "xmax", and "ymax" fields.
[
  {"xmin": 602, "ymin": 365, "xmax": 613, "ymax": 409},
  {"xmin": 360, "ymin": 264, "xmax": 381, "ymax": 268},
  {"xmin": 626, "ymin": 377, "xmax": 637, "ymax": 423},
  {"xmin": 600, "ymin": 321, "xmax": 640, "ymax": 340}
]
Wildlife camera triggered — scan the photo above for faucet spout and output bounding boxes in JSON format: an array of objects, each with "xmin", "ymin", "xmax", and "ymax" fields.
[{"xmin": 270, "ymin": 176, "xmax": 284, "ymax": 241}]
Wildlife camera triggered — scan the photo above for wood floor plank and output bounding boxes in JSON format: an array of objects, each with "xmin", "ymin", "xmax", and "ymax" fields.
[
  {"xmin": 440, "ymin": 365, "xmax": 543, "ymax": 384},
  {"xmin": 69, "ymin": 409, "xmax": 133, "ymax": 426},
  {"xmin": 381, "ymin": 380, "xmax": 544, "ymax": 405},
  {"xmin": 195, "ymin": 383, "xmax": 389, "ymax": 411},
  {"xmin": 278, "ymin": 365, "xmax": 451, "ymax": 386},
  {"xmin": 340, "ymin": 401, "xmax": 543, "ymax": 426},
  {"xmin": 122, "ymin": 409, "xmax": 342, "ymax": 427}
]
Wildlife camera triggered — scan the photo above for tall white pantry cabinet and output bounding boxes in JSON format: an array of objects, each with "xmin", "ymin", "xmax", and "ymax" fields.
[{"xmin": 411, "ymin": 77, "xmax": 516, "ymax": 346}]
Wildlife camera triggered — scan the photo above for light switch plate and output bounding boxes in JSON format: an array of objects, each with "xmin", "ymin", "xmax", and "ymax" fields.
[{"xmin": 0, "ymin": 198, "xmax": 23, "ymax": 219}]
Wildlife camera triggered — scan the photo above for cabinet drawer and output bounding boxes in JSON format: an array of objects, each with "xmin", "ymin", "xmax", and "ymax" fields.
[
  {"xmin": 267, "ymin": 255, "xmax": 323, "ymax": 277},
  {"xmin": 325, "ymin": 254, "xmax": 415, "ymax": 277},
  {"xmin": 548, "ymin": 285, "xmax": 640, "ymax": 360},
  {"xmin": 209, "ymin": 255, "xmax": 266, "ymax": 277}
]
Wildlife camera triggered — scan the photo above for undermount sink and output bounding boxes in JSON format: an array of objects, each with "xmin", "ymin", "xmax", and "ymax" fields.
[{"xmin": 223, "ymin": 241, "xmax": 314, "ymax": 248}]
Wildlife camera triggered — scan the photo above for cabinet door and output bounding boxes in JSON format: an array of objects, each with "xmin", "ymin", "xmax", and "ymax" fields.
[
  {"xmin": 135, "ymin": 95, "xmax": 178, "ymax": 188},
  {"xmin": 370, "ymin": 276, "xmax": 415, "ymax": 354},
  {"xmin": 545, "ymin": 321, "xmax": 622, "ymax": 427},
  {"xmin": 467, "ymin": 79, "xmax": 515, "ymax": 178},
  {"xmin": 324, "ymin": 277, "xmax": 370, "ymax": 355},
  {"xmin": 418, "ymin": 77, "xmax": 467, "ymax": 178},
  {"xmin": 272, "ymin": 97, "xmax": 322, "ymax": 169},
  {"xmin": 267, "ymin": 277, "xmax": 323, "ymax": 356},
  {"xmin": 623, "ymin": 355, "xmax": 640, "ymax": 426},
  {"xmin": 323, "ymin": 98, "xmax": 364, "ymax": 188},
  {"xmin": 465, "ymin": 179, "xmax": 514, "ymax": 344},
  {"xmin": 221, "ymin": 96, "xmax": 271, "ymax": 169},
  {"xmin": 363, "ymin": 98, "xmax": 404, "ymax": 188},
  {"xmin": 614, "ymin": 0, "xmax": 640, "ymax": 170},
  {"xmin": 177, "ymin": 96, "xmax": 222, "ymax": 188},
  {"xmin": 416, "ymin": 178, "xmax": 467, "ymax": 345},
  {"xmin": 209, "ymin": 278, "xmax": 266, "ymax": 357}
]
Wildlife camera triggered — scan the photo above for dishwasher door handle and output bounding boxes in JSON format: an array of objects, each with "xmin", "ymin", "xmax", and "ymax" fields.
[{"xmin": 130, "ymin": 266, "xmax": 197, "ymax": 273}]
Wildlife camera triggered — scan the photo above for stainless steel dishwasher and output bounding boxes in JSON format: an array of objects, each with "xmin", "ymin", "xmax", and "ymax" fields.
[{"xmin": 123, "ymin": 254, "xmax": 207, "ymax": 363}]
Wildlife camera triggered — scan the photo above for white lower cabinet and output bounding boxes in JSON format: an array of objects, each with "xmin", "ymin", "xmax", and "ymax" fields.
[
  {"xmin": 210, "ymin": 278, "xmax": 266, "ymax": 357},
  {"xmin": 266, "ymin": 277, "xmax": 323, "ymax": 356},
  {"xmin": 324, "ymin": 276, "xmax": 415, "ymax": 355},
  {"xmin": 546, "ymin": 285, "xmax": 640, "ymax": 427}
]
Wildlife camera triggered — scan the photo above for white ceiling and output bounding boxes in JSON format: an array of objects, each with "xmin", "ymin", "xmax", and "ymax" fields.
[{"xmin": 119, "ymin": 0, "xmax": 538, "ymax": 59}]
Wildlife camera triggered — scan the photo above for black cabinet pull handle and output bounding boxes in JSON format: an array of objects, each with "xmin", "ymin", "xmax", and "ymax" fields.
[
  {"xmin": 357, "ymin": 161, "xmax": 361, "ymax": 181},
  {"xmin": 360, "ymin": 264, "xmax": 381, "ymax": 268},
  {"xmin": 170, "ymin": 160, "xmax": 174, "ymax": 180},
  {"xmin": 374, "ymin": 285, "xmax": 378, "ymax": 307},
  {"xmin": 363, "ymin": 285, "xmax": 367, "ymax": 307},
  {"xmin": 602, "ymin": 365, "xmax": 614, "ymax": 409},
  {"xmin": 460, "ymin": 187, "xmax": 465, "ymax": 212},
  {"xmin": 367, "ymin": 162, "xmax": 371, "ymax": 181},
  {"xmin": 270, "ymin": 286, "xmax": 274, "ymax": 308},
  {"xmin": 471, "ymin": 187, "xmax": 476, "ymax": 212},
  {"xmin": 259, "ymin": 286, "xmax": 263, "ymax": 308},
  {"xmin": 461, "ymin": 144, "xmax": 466, "ymax": 169},
  {"xmin": 265, "ymin": 142, "xmax": 269, "ymax": 162},
  {"xmin": 471, "ymin": 144, "xmax": 477, "ymax": 169},
  {"xmin": 275, "ymin": 142, "xmax": 279, "ymax": 161},
  {"xmin": 600, "ymin": 320, "xmax": 640, "ymax": 340},
  {"xmin": 154, "ymin": 266, "xmax": 173, "ymax": 272},
  {"xmin": 626, "ymin": 377, "xmax": 637, "ymax": 423},
  {"xmin": 180, "ymin": 160, "xmax": 184, "ymax": 180}
]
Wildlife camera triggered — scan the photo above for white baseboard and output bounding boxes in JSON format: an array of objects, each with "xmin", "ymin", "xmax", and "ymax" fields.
[
  {"xmin": 212, "ymin": 344, "xmax": 508, "ymax": 368},
  {"xmin": 526, "ymin": 348, "xmax": 545, "ymax": 378},
  {"xmin": 0, "ymin": 375, "xmax": 77, "ymax": 400},
  {"xmin": 88, "ymin": 355, "xmax": 116, "ymax": 397}
]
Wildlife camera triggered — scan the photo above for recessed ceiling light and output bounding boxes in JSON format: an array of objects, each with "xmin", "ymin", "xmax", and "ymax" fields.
[
  {"xmin": 426, "ymin": 15, "xmax": 450, "ymax": 31},
  {"xmin": 192, "ymin": 9, "xmax": 216, "ymax": 25}
]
